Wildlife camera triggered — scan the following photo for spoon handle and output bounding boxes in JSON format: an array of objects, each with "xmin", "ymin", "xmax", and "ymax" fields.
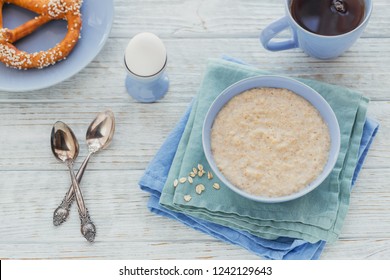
[
  {"xmin": 67, "ymin": 161, "xmax": 96, "ymax": 242},
  {"xmin": 53, "ymin": 152, "xmax": 92, "ymax": 226}
]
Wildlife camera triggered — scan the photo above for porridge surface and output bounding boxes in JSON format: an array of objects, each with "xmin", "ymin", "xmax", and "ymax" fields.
[{"xmin": 211, "ymin": 87, "xmax": 331, "ymax": 197}]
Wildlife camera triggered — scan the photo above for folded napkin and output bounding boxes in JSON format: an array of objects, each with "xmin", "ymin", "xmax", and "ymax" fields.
[{"xmin": 139, "ymin": 58, "xmax": 378, "ymax": 259}]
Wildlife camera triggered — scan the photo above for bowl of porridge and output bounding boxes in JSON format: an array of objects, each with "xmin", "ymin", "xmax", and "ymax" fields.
[{"xmin": 202, "ymin": 75, "xmax": 340, "ymax": 203}]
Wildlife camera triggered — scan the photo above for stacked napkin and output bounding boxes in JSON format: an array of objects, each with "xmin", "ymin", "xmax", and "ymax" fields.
[{"xmin": 139, "ymin": 58, "xmax": 378, "ymax": 259}]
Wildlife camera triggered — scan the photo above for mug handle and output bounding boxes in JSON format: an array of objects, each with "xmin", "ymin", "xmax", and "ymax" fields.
[{"xmin": 260, "ymin": 17, "xmax": 298, "ymax": 51}]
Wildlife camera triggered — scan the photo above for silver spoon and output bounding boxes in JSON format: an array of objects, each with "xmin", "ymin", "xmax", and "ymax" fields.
[
  {"xmin": 51, "ymin": 121, "xmax": 96, "ymax": 242},
  {"xmin": 52, "ymin": 110, "xmax": 115, "ymax": 227}
]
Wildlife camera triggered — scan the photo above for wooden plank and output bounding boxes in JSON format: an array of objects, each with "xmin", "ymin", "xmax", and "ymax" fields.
[
  {"xmin": 0, "ymin": 100, "xmax": 386, "ymax": 171},
  {"xmin": 112, "ymin": 0, "xmax": 390, "ymax": 39},
  {"xmin": 1, "ymin": 238, "xmax": 389, "ymax": 260},
  {"xmin": 0, "ymin": 242, "xmax": 260, "ymax": 260},
  {"xmin": 0, "ymin": 38, "xmax": 389, "ymax": 100},
  {"xmin": 0, "ymin": 167, "xmax": 389, "ymax": 259}
]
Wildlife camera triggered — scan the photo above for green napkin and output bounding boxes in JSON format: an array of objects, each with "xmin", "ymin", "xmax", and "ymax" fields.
[{"xmin": 160, "ymin": 59, "xmax": 368, "ymax": 243}]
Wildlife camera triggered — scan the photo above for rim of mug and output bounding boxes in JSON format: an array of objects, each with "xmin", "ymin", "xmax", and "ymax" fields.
[{"xmin": 284, "ymin": 0, "xmax": 373, "ymax": 38}]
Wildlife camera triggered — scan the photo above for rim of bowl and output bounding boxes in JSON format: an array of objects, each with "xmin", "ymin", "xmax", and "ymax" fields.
[{"xmin": 202, "ymin": 75, "xmax": 341, "ymax": 203}]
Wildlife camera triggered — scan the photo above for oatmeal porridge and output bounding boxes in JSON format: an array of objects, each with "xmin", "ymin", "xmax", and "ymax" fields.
[{"xmin": 211, "ymin": 87, "xmax": 331, "ymax": 197}]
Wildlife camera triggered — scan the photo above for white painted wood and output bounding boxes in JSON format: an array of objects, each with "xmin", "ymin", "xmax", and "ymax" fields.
[{"xmin": 0, "ymin": 0, "xmax": 389, "ymax": 260}]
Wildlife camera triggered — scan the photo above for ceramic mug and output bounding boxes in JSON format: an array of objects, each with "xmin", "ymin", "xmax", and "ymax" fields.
[{"xmin": 260, "ymin": 0, "xmax": 373, "ymax": 59}]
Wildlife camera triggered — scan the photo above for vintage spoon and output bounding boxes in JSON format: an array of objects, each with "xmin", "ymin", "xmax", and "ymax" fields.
[
  {"xmin": 53, "ymin": 110, "xmax": 115, "ymax": 226},
  {"xmin": 51, "ymin": 121, "xmax": 96, "ymax": 242}
]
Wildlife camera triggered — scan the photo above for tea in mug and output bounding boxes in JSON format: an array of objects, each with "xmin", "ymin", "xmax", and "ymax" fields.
[{"xmin": 291, "ymin": 0, "xmax": 365, "ymax": 36}]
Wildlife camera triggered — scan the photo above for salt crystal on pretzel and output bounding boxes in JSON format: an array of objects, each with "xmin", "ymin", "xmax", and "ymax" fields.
[{"xmin": 0, "ymin": 0, "xmax": 83, "ymax": 69}]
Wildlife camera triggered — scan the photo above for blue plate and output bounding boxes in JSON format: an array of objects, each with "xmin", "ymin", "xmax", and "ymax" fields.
[
  {"xmin": 0, "ymin": 0, "xmax": 114, "ymax": 92},
  {"xmin": 202, "ymin": 75, "xmax": 341, "ymax": 203}
]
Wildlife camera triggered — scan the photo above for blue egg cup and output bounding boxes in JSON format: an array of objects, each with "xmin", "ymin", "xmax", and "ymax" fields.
[{"xmin": 125, "ymin": 71, "xmax": 169, "ymax": 103}]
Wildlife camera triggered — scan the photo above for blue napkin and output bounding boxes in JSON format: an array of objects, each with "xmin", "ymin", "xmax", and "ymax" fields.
[
  {"xmin": 139, "ymin": 102, "xmax": 378, "ymax": 260},
  {"xmin": 138, "ymin": 57, "xmax": 379, "ymax": 259}
]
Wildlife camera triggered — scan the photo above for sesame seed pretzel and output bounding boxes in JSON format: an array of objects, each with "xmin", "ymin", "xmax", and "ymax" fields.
[{"xmin": 0, "ymin": 0, "xmax": 82, "ymax": 69}]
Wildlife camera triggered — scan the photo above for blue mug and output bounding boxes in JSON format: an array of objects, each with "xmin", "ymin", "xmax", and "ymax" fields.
[{"xmin": 260, "ymin": 0, "xmax": 373, "ymax": 59}]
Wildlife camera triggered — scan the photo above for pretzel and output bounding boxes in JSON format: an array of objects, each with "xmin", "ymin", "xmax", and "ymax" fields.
[{"xmin": 0, "ymin": 0, "xmax": 83, "ymax": 69}]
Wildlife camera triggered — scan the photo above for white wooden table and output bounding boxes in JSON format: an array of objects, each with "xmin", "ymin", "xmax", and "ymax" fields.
[{"xmin": 0, "ymin": 0, "xmax": 389, "ymax": 260}]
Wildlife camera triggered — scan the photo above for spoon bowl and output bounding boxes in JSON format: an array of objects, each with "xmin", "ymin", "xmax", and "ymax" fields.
[
  {"xmin": 51, "ymin": 121, "xmax": 79, "ymax": 163},
  {"xmin": 86, "ymin": 110, "xmax": 115, "ymax": 153}
]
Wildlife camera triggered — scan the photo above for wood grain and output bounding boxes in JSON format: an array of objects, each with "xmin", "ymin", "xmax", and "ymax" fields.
[{"xmin": 0, "ymin": 0, "xmax": 389, "ymax": 260}]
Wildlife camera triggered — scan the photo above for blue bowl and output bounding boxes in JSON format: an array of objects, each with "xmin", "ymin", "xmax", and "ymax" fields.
[{"xmin": 202, "ymin": 75, "xmax": 341, "ymax": 203}]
